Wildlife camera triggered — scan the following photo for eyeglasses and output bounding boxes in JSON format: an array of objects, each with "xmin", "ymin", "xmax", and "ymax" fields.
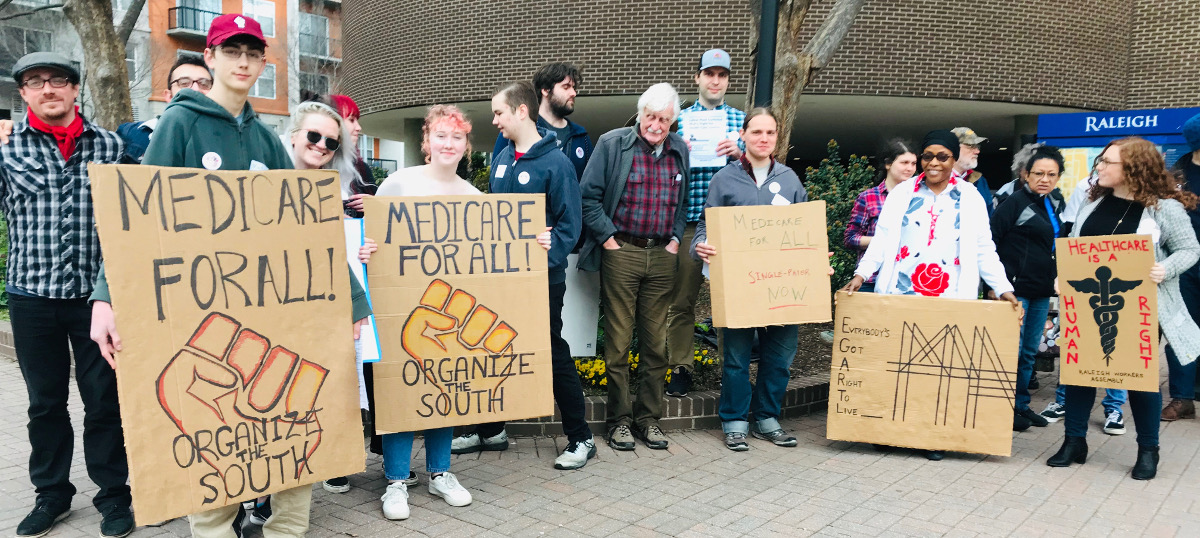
[
  {"xmin": 22, "ymin": 76, "xmax": 70, "ymax": 89},
  {"xmin": 1096, "ymin": 157, "xmax": 1122, "ymax": 168},
  {"xmin": 218, "ymin": 46, "xmax": 265, "ymax": 63},
  {"xmin": 1029, "ymin": 171, "xmax": 1060, "ymax": 180},
  {"xmin": 920, "ymin": 152, "xmax": 953, "ymax": 163},
  {"xmin": 305, "ymin": 130, "xmax": 340, "ymax": 152},
  {"xmin": 170, "ymin": 77, "xmax": 213, "ymax": 90}
]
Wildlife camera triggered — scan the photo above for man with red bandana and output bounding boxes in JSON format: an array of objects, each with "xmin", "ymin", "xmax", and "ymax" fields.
[{"xmin": 1, "ymin": 51, "xmax": 132, "ymax": 538}]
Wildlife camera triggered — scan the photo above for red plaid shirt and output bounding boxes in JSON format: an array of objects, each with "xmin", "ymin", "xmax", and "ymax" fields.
[
  {"xmin": 845, "ymin": 181, "xmax": 890, "ymax": 280},
  {"xmin": 612, "ymin": 136, "xmax": 682, "ymax": 239}
]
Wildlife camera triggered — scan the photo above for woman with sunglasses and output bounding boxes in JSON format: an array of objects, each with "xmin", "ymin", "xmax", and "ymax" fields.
[
  {"xmin": 1046, "ymin": 137, "xmax": 1200, "ymax": 480},
  {"xmin": 285, "ymin": 100, "xmax": 353, "ymax": 179},
  {"xmin": 843, "ymin": 129, "xmax": 1020, "ymax": 460},
  {"xmin": 990, "ymin": 146, "xmax": 1067, "ymax": 432}
]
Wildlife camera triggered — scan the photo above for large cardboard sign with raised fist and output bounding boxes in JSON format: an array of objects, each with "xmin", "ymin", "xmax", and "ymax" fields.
[
  {"xmin": 89, "ymin": 165, "xmax": 365, "ymax": 525},
  {"xmin": 1056, "ymin": 234, "xmax": 1159, "ymax": 391},
  {"xmin": 363, "ymin": 196, "xmax": 553, "ymax": 433}
]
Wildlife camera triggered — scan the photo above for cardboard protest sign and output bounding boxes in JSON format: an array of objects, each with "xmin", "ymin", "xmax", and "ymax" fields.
[
  {"xmin": 345, "ymin": 218, "xmax": 381, "ymax": 363},
  {"xmin": 826, "ymin": 291, "xmax": 1020, "ymax": 456},
  {"xmin": 706, "ymin": 201, "xmax": 832, "ymax": 328},
  {"xmin": 1056, "ymin": 234, "xmax": 1158, "ymax": 391},
  {"xmin": 363, "ymin": 196, "xmax": 553, "ymax": 433},
  {"xmin": 89, "ymin": 165, "xmax": 364, "ymax": 525}
]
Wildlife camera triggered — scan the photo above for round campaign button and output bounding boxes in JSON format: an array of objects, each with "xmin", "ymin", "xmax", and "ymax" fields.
[
  {"xmin": 202, "ymin": 152, "xmax": 222, "ymax": 170},
  {"xmin": 576, "ymin": 147, "xmax": 585, "ymax": 159},
  {"xmin": 769, "ymin": 182, "xmax": 781, "ymax": 193},
  {"xmin": 518, "ymin": 171, "xmax": 530, "ymax": 184}
]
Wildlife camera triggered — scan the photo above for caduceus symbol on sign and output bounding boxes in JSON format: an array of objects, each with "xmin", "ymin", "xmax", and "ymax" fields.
[{"xmin": 1067, "ymin": 266, "xmax": 1143, "ymax": 367}]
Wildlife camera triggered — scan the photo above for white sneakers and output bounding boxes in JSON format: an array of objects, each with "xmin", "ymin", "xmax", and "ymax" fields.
[
  {"xmin": 554, "ymin": 439, "xmax": 596, "ymax": 470},
  {"xmin": 381, "ymin": 482, "xmax": 410, "ymax": 520},
  {"xmin": 450, "ymin": 431, "xmax": 510, "ymax": 454},
  {"xmin": 382, "ymin": 472, "xmax": 472, "ymax": 520},
  {"xmin": 428, "ymin": 472, "xmax": 473, "ymax": 507}
]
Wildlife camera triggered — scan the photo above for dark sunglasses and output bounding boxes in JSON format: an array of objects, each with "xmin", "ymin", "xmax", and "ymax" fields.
[
  {"xmin": 305, "ymin": 130, "xmax": 340, "ymax": 152},
  {"xmin": 920, "ymin": 152, "xmax": 952, "ymax": 163}
]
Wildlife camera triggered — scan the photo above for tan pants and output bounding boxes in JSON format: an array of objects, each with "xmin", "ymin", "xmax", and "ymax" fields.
[
  {"xmin": 601, "ymin": 240, "xmax": 677, "ymax": 429},
  {"xmin": 188, "ymin": 485, "xmax": 312, "ymax": 538},
  {"xmin": 666, "ymin": 223, "xmax": 704, "ymax": 372}
]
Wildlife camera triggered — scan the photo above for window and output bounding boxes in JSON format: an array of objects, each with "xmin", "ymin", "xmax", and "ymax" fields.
[
  {"xmin": 361, "ymin": 136, "xmax": 374, "ymax": 159},
  {"xmin": 176, "ymin": 0, "xmax": 220, "ymax": 31},
  {"xmin": 125, "ymin": 44, "xmax": 137, "ymax": 83},
  {"xmin": 299, "ymin": 71, "xmax": 328, "ymax": 96},
  {"xmin": 0, "ymin": 27, "xmax": 51, "ymax": 78},
  {"xmin": 242, "ymin": 0, "xmax": 275, "ymax": 38},
  {"xmin": 299, "ymin": 13, "xmax": 328, "ymax": 57},
  {"xmin": 250, "ymin": 63, "xmax": 275, "ymax": 99}
]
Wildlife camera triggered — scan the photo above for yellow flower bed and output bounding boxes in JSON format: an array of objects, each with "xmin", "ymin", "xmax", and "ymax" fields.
[{"xmin": 575, "ymin": 348, "xmax": 716, "ymax": 389}]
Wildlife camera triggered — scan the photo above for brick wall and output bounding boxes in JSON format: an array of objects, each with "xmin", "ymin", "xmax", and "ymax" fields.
[
  {"xmin": 1127, "ymin": 0, "xmax": 1200, "ymax": 108},
  {"xmin": 343, "ymin": 0, "xmax": 1192, "ymax": 118}
]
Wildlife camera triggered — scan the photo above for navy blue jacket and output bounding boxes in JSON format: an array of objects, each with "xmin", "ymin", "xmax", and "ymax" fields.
[
  {"xmin": 493, "ymin": 116, "xmax": 592, "ymax": 180},
  {"xmin": 491, "ymin": 134, "xmax": 583, "ymax": 285},
  {"xmin": 115, "ymin": 119, "xmax": 153, "ymax": 163}
]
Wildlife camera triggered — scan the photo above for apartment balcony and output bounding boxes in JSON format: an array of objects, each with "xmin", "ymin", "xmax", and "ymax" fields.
[
  {"xmin": 168, "ymin": 7, "xmax": 220, "ymax": 39},
  {"xmin": 299, "ymin": 34, "xmax": 341, "ymax": 63},
  {"xmin": 365, "ymin": 158, "xmax": 397, "ymax": 174}
]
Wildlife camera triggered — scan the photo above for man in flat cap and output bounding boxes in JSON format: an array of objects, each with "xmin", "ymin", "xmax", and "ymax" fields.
[{"xmin": 2, "ymin": 51, "xmax": 132, "ymax": 538}]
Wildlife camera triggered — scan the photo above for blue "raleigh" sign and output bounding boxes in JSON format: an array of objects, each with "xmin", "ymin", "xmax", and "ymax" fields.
[{"xmin": 1039, "ymin": 107, "xmax": 1200, "ymax": 147}]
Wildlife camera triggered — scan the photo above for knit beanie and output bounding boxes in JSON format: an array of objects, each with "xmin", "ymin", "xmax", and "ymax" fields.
[
  {"xmin": 1183, "ymin": 113, "xmax": 1200, "ymax": 153},
  {"xmin": 921, "ymin": 129, "xmax": 961, "ymax": 160}
]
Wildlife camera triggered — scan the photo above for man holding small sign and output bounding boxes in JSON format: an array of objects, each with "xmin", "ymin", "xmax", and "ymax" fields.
[
  {"xmin": 692, "ymin": 108, "xmax": 815, "ymax": 451},
  {"xmin": 1048, "ymin": 137, "xmax": 1200, "ymax": 481}
]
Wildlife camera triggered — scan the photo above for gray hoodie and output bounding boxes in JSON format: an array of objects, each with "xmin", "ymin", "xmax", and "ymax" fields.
[{"xmin": 690, "ymin": 159, "xmax": 807, "ymax": 259}]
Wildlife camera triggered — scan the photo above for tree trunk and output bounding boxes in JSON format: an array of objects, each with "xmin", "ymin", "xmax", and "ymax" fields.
[{"xmin": 63, "ymin": 0, "xmax": 131, "ymax": 129}]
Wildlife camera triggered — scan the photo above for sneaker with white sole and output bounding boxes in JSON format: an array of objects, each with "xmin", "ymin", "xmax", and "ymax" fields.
[
  {"xmin": 322, "ymin": 476, "xmax": 350, "ymax": 493},
  {"xmin": 450, "ymin": 431, "xmax": 509, "ymax": 454},
  {"xmin": 428, "ymin": 472, "xmax": 472, "ymax": 507},
  {"xmin": 1041, "ymin": 402, "xmax": 1066, "ymax": 423},
  {"xmin": 380, "ymin": 482, "xmax": 409, "ymax": 520},
  {"xmin": 402, "ymin": 470, "xmax": 418, "ymax": 486},
  {"xmin": 725, "ymin": 432, "xmax": 749, "ymax": 451},
  {"xmin": 1103, "ymin": 409, "xmax": 1126, "ymax": 435},
  {"xmin": 554, "ymin": 439, "xmax": 596, "ymax": 470}
]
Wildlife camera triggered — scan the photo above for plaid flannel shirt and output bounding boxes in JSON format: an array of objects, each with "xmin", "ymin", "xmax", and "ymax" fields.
[
  {"xmin": 845, "ymin": 181, "xmax": 889, "ymax": 282},
  {"xmin": 612, "ymin": 137, "xmax": 683, "ymax": 239},
  {"xmin": 0, "ymin": 117, "xmax": 124, "ymax": 299},
  {"xmin": 677, "ymin": 102, "xmax": 745, "ymax": 222}
]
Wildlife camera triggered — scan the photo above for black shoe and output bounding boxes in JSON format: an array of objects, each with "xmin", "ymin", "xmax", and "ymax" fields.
[
  {"xmin": 232, "ymin": 504, "xmax": 246, "ymax": 538},
  {"xmin": 666, "ymin": 367, "xmax": 692, "ymax": 397},
  {"xmin": 1017, "ymin": 407, "xmax": 1049, "ymax": 428},
  {"xmin": 100, "ymin": 505, "xmax": 135, "ymax": 538},
  {"xmin": 1132, "ymin": 445, "xmax": 1159, "ymax": 480},
  {"xmin": 247, "ymin": 496, "xmax": 271, "ymax": 525},
  {"xmin": 872, "ymin": 444, "xmax": 895, "ymax": 453},
  {"xmin": 1047, "ymin": 436, "xmax": 1088, "ymax": 467},
  {"xmin": 1013, "ymin": 412, "xmax": 1032, "ymax": 432},
  {"xmin": 16, "ymin": 499, "xmax": 70, "ymax": 538},
  {"xmin": 361, "ymin": 408, "xmax": 373, "ymax": 438},
  {"xmin": 323, "ymin": 476, "xmax": 350, "ymax": 493},
  {"xmin": 1028, "ymin": 375, "xmax": 1040, "ymax": 390},
  {"xmin": 922, "ymin": 450, "xmax": 944, "ymax": 461}
]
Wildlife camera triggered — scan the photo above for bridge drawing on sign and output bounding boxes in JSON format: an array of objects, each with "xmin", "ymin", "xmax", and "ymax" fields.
[{"xmin": 888, "ymin": 322, "xmax": 1016, "ymax": 428}]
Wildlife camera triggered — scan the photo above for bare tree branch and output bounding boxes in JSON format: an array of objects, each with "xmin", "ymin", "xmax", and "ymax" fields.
[
  {"xmin": 114, "ymin": 0, "xmax": 146, "ymax": 44},
  {"xmin": 800, "ymin": 0, "xmax": 867, "ymax": 68},
  {"xmin": 0, "ymin": 0, "xmax": 16, "ymax": 12},
  {"xmin": 0, "ymin": 3, "xmax": 65, "ymax": 21}
]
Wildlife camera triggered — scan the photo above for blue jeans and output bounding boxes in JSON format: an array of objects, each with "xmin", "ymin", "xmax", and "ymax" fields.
[
  {"xmin": 381, "ymin": 427, "xmax": 453, "ymax": 481},
  {"xmin": 1055, "ymin": 384, "xmax": 1126, "ymax": 413},
  {"xmin": 719, "ymin": 325, "xmax": 798, "ymax": 434},
  {"xmin": 1015, "ymin": 297, "xmax": 1051, "ymax": 411},
  {"xmin": 1063, "ymin": 385, "xmax": 1160, "ymax": 446},
  {"xmin": 1166, "ymin": 261, "xmax": 1200, "ymax": 399}
]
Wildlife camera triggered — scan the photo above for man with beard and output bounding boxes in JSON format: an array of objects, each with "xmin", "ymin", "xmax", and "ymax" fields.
[
  {"xmin": 667, "ymin": 49, "xmax": 744, "ymax": 397},
  {"xmin": 951, "ymin": 126, "xmax": 995, "ymax": 216},
  {"xmin": 2, "ymin": 52, "xmax": 132, "ymax": 538},
  {"xmin": 493, "ymin": 62, "xmax": 592, "ymax": 179}
]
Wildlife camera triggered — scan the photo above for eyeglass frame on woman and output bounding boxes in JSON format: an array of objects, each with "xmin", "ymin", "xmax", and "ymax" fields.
[
  {"xmin": 22, "ymin": 76, "xmax": 71, "ymax": 89},
  {"xmin": 304, "ymin": 130, "xmax": 340, "ymax": 152},
  {"xmin": 169, "ymin": 77, "xmax": 213, "ymax": 90},
  {"xmin": 1095, "ymin": 157, "xmax": 1122, "ymax": 168},
  {"xmin": 217, "ymin": 45, "xmax": 265, "ymax": 63},
  {"xmin": 920, "ymin": 152, "xmax": 952, "ymax": 163}
]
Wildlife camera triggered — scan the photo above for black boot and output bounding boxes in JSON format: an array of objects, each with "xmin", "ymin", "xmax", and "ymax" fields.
[
  {"xmin": 1131, "ymin": 445, "xmax": 1159, "ymax": 480},
  {"xmin": 1047, "ymin": 436, "xmax": 1087, "ymax": 467}
]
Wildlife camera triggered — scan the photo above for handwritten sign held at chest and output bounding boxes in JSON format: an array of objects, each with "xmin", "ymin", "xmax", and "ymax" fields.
[
  {"xmin": 1056, "ymin": 234, "xmax": 1158, "ymax": 392},
  {"xmin": 89, "ymin": 164, "xmax": 364, "ymax": 525},
  {"xmin": 706, "ymin": 201, "xmax": 831, "ymax": 328},
  {"xmin": 363, "ymin": 195, "xmax": 553, "ymax": 433}
]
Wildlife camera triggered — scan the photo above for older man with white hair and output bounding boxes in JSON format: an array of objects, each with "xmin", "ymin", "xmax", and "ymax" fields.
[{"xmin": 579, "ymin": 83, "xmax": 690, "ymax": 451}]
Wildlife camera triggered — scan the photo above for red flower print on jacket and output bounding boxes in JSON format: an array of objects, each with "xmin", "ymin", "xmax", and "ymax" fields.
[
  {"xmin": 894, "ymin": 245, "xmax": 911, "ymax": 262},
  {"xmin": 911, "ymin": 263, "xmax": 950, "ymax": 296}
]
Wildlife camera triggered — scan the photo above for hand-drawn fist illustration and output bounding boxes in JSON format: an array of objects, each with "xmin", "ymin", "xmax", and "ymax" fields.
[
  {"xmin": 1068, "ymin": 266, "xmax": 1142, "ymax": 366},
  {"xmin": 157, "ymin": 312, "xmax": 327, "ymax": 488},
  {"xmin": 401, "ymin": 279, "xmax": 518, "ymax": 388}
]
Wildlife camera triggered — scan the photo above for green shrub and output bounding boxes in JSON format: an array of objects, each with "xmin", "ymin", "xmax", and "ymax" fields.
[
  {"xmin": 804, "ymin": 140, "xmax": 877, "ymax": 289},
  {"xmin": 468, "ymin": 151, "xmax": 491, "ymax": 193}
]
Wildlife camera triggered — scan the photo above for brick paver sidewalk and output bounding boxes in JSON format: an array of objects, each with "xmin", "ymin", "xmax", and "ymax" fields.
[{"xmin": 1, "ymin": 354, "xmax": 1197, "ymax": 537}]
